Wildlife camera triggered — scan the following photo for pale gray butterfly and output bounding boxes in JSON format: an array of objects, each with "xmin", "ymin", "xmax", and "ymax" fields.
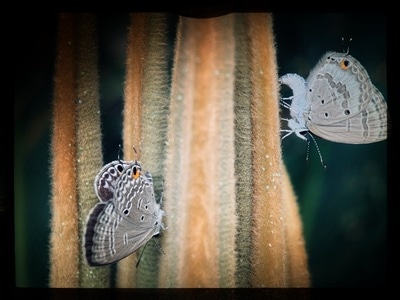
[
  {"xmin": 84, "ymin": 159, "xmax": 165, "ymax": 266},
  {"xmin": 279, "ymin": 51, "xmax": 388, "ymax": 144}
]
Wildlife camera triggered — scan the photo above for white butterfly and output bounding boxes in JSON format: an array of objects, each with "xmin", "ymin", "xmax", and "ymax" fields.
[{"xmin": 279, "ymin": 51, "xmax": 388, "ymax": 144}]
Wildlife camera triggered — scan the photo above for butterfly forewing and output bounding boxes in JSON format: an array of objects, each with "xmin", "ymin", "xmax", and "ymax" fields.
[
  {"xmin": 94, "ymin": 160, "xmax": 131, "ymax": 202},
  {"xmin": 307, "ymin": 52, "xmax": 371, "ymax": 123},
  {"xmin": 114, "ymin": 165, "xmax": 163, "ymax": 232}
]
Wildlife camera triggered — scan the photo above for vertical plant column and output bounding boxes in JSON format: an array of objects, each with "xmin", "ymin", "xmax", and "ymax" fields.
[
  {"xmin": 248, "ymin": 13, "xmax": 288, "ymax": 287},
  {"xmin": 49, "ymin": 13, "xmax": 108, "ymax": 288},
  {"xmin": 281, "ymin": 166, "xmax": 311, "ymax": 286},
  {"xmin": 118, "ymin": 13, "xmax": 171, "ymax": 287},
  {"xmin": 49, "ymin": 13, "xmax": 80, "ymax": 288},
  {"xmin": 232, "ymin": 14, "xmax": 254, "ymax": 287},
  {"xmin": 75, "ymin": 14, "xmax": 109, "ymax": 288},
  {"xmin": 135, "ymin": 13, "xmax": 171, "ymax": 287},
  {"xmin": 159, "ymin": 14, "xmax": 237, "ymax": 287},
  {"xmin": 117, "ymin": 12, "xmax": 147, "ymax": 288}
]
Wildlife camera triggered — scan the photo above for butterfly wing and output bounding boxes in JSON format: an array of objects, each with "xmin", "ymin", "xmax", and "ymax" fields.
[
  {"xmin": 94, "ymin": 160, "xmax": 131, "ymax": 202},
  {"xmin": 307, "ymin": 86, "xmax": 388, "ymax": 144},
  {"xmin": 85, "ymin": 163, "xmax": 164, "ymax": 266},
  {"xmin": 84, "ymin": 201, "xmax": 129, "ymax": 266},
  {"xmin": 113, "ymin": 165, "xmax": 164, "ymax": 239},
  {"xmin": 84, "ymin": 202, "xmax": 163, "ymax": 266},
  {"xmin": 306, "ymin": 52, "xmax": 387, "ymax": 144}
]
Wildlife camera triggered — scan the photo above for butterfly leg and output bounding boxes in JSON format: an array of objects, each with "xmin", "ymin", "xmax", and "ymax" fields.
[
  {"xmin": 279, "ymin": 98, "xmax": 293, "ymax": 110},
  {"xmin": 281, "ymin": 130, "xmax": 294, "ymax": 140}
]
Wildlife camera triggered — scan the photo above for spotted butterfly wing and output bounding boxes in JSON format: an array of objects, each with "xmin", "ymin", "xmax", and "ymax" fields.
[
  {"xmin": 94, "ymin": 160, "xmax": 131, "ymax": 202},
  {"xmin": 279, "ymin": 51, "xmax": 388, "ymax": 144},
  {"xmin": 84, "ymin": 161, "xmax": 164, "ymax": 266},
  {"xmin": 306, "ymin": 52, "xmax": 387, "ymax": 144}
]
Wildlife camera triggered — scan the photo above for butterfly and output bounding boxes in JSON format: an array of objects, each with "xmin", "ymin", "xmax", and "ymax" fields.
[
  {"xmin": 279, "ymin": 51, "xmax": 388, "ymax": 144},
  {"xmin": 84, "ymin": 159, "xmax": 165, "ymax": 266}
]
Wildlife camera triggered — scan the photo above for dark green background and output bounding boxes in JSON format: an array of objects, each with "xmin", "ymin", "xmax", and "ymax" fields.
[{"xmin": 14, "ymin": 12, "xmax": 388, "ymax": 287}]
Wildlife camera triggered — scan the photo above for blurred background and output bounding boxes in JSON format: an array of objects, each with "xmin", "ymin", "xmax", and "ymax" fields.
[{"xmin": 14, "ymin": 12, "xmax": 388, "ymax": 287}]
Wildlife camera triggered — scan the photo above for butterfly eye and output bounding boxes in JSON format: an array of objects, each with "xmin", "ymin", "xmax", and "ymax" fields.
[
  {"xmin": 339, "ymin": 59, "xmax": 350, "ymax": 70},
  {"xmin": 132, "ymin": 166, "xmax": 140, "ymax": 180}
]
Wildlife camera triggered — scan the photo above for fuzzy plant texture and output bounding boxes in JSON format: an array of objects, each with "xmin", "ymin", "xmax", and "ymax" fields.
[{"xmin": 49, "ymin": 12, "xmax": 310, "ymax": 288}]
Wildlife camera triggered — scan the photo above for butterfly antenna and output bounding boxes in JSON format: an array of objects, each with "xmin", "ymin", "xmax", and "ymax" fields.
[
  {"xmin": 132, "ymin": 146, "xmax": 140, "ymax": 162},
  {"xmin": 305, "ymin": 137, "xmax": 311, "ymax": 163},
  {"xmin": 118, "ymin": 144, "xmax": 123, "ymax": 162},
  {"xmin": 341, "ymin": 37, "xmax": 353, "ymax": 54},
  {"xmin": 307, "ymin": 133, "xmax": 327, "ymax": 168}
]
